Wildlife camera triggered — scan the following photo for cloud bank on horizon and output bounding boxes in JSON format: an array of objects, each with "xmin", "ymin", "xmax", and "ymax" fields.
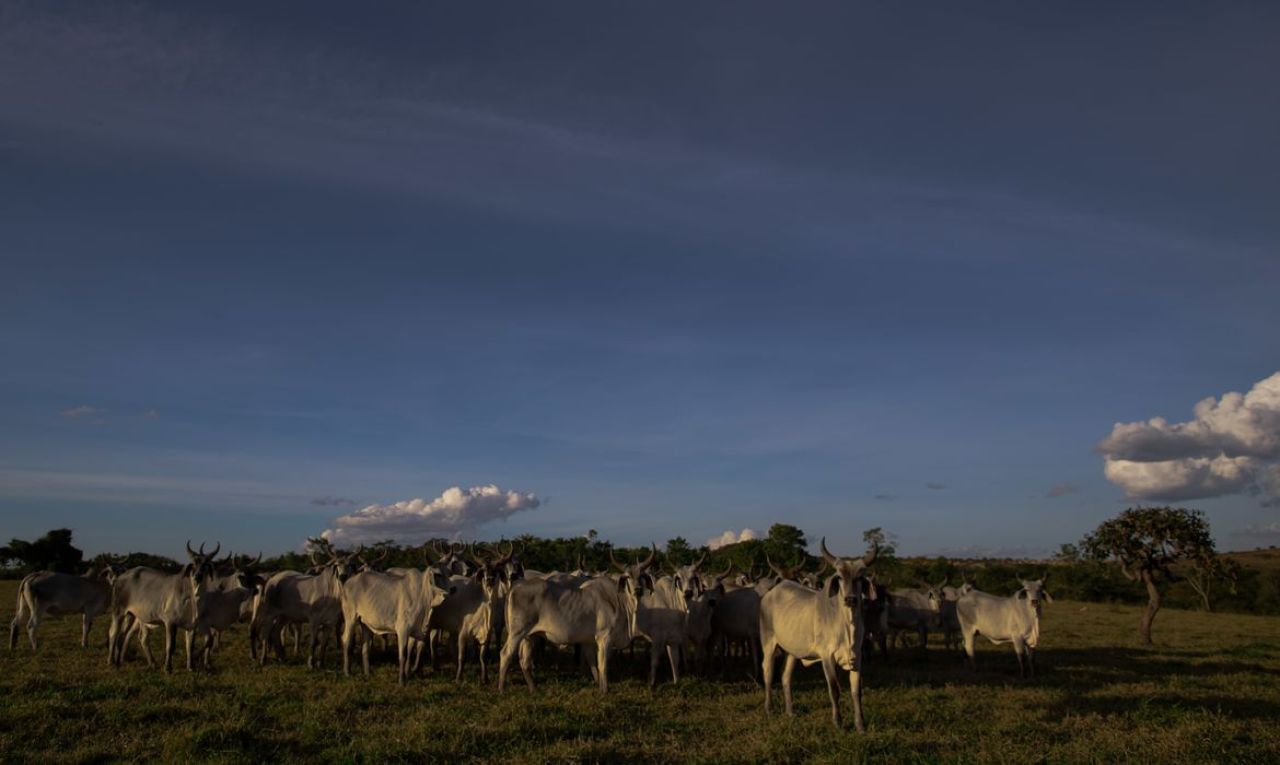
[
  {"xmin": 1099, "ymin": 370, "xmax": 1280, "ymax": 506},
  {"xmin": 707, "ymin": 528, "xmax": 759, "ymax": 550},
  {"xmin": 319, "ymin": 485, "xmax": 541, "ymax": 546}
]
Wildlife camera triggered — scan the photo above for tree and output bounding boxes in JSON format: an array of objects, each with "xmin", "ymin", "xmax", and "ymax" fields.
[
  {"xmin": 1054, "ymin": 543, "xmax": 1081, "ymax": 563},
  {"xmin": 0, "ymin": 528, "xmax": 85, "ymax": 574},
  {"xmin": 1081, "ymin": 506, "xmax": 1215, "ymax": 645},
  {"xmin": 664, "ymin": 537, "xmax": 693, "ymax": 565},
  {"xmin": 861, "ymin": 527, "xmax": 898, "ymax": 559},
  {"xmin": 1185, "ymin": 553, "xmax": 1240, "ymax": 612}
]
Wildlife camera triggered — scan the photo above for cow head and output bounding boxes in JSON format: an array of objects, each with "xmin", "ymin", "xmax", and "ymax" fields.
[
  {"xmin": 670, "ymin": 550, "xmax": 707, "ymax": 601},
  {"xmin": 1017, "ymin": 575, "xmax": 1052, "ymax": 610},
  {"xmin": 610, "ymin": 543, "xmax": 657, "ymax": 600},
  {"xmin": 919, "ymin": 579, "xmax": 946, "ymax": 612},
  {"xmin": 185, "ymin": 540, "xmax": 222, "ymax": 596},
  {"xmin": 819, "ymin": 537, "xmax": 878, "ymax": 613}
]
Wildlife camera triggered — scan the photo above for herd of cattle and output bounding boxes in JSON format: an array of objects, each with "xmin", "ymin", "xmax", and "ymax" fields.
[{"xmin": 8, "ymin": 537, "xmax": 1052, "ymax": 730}]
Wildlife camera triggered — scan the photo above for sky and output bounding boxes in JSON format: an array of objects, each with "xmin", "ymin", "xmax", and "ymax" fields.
[{"xmin": 1, "ymin": 1, "xmax": 1278, "ymax": 559}]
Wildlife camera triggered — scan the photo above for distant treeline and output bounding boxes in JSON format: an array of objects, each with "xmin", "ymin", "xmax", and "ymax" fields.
[{"xmin": 4, "ymin": 525, "xmax": 1278, "ymax": 616}]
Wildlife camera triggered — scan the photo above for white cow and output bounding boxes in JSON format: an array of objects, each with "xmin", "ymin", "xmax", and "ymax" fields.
[
  {"xmin": 761, "ymin": 538, "xmax": 879, "ymax": 731},
  {"xmin": 956, "ymin": 577, "xmax": 1052, "ymax": 678}
]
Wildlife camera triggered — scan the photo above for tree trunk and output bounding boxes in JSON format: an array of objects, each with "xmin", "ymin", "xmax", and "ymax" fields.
[{"xmin": 1138, "ymin": 572, "xmax": 1160, "ymax": 645}]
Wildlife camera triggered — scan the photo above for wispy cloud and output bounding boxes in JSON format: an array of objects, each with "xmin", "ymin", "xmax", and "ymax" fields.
[
  {"xmin": 60, "ymin": 404, "xmax": 102, "ymax": 418},
  {"xmin": 311, "ymin": 495, "xmax": 358, "ymax": 507},
  {"xmin": 926, "ymin": 482, "xmax": 947, "ymax": 491},
  {"xmin": 1046, "ymin": 481, "xmax": 1079, "ymax": 498},
  {"xmin": 874, "ymin": 493, "xmax": 896, "ymax": 502}
]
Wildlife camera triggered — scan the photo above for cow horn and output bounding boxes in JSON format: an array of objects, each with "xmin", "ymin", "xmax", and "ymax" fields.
[
  {"xmin": 639, "ymin": 543, "xmax": 657, "ymax": 571},
  {"xmin": 608, "ymin": 546, "xmax": 626, "ymax": 572},
  {"xmin": 692, "ymin": 550, "xmax": 706, "ymax": 571},
  {"xmin": 820, "ymin": 537, "xmax": 839, "ymax": 566},
  {"xmin": 715, "ymin": 561, "xmax": 735, "ymax": 582},
  {"xmin": 251, "ymin": 552, "xmax": 263, "ymax": 568},
  {"xmin": 186, "ymin": 540, "xmax": 197, "ymax": 558},
  {"xmin": 197, "ymin": 541, "xmax": 207, "ymax": 557},
  {"xmin": 310, "ymin": 550, "xmax": 320, "ymax": 565}
]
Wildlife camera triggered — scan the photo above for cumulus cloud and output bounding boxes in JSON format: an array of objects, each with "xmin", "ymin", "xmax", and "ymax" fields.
[
  {"xmin": 707, "ymin": 528, "xmax": 759, "ymax": 550},
  {"xmin": 311, "ymin": 495, "xmax": 358, "ymax": 507},
  {"xmin": 1046, "ymin": 481, "xmax": 1079, "ymax": 498},
  {"xmin": 319, "ymin": 485, "xmax": 541, "ymax": 546},
  {"xmin": 1098, "ymin": 371, "xmax": 1280, "ymax": 505}
]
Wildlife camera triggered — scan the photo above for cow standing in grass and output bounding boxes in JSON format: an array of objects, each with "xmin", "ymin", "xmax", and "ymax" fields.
[
  {"xmin": 956, "ymin": 577, "xmax": 1052, "ymax": 678},
  {"xmin": 10, "ymin": 560, "xmax": 125, "ymax": 651},
  {"xmin": 761, "ymin": 538, "xmax": 878, "ymax": 731}
]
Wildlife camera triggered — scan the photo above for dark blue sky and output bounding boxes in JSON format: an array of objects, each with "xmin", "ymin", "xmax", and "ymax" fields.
[{"xmin": 2, "ymin": 1, "xmax": 1278, "ymax": 558}]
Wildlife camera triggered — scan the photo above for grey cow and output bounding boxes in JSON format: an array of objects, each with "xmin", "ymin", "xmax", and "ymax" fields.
[
  {"xmin": 107, "ymin": 542, "xmax": 222, "ymax": 672},
  {"xmin": 761, "ymin": 538, "xmax": 879, "ymax": 731},
  {"xmin": 956, "ymin": 577, "xmax": 1052, "ymax": 678},
  {"xmin": 498, "ymin": 545, "xmax": 656, "ymax": 694},
  {"xmin": 340, "ymin": 561, "xmax": 453, "ymax": 684},
  {"xmin": 10, "ymin": 561, "xmax": 124, "ymax": 650}
]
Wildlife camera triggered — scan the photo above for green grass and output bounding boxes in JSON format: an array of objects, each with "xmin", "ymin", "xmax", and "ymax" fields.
[{"xmin": 2, "ymin": 582, "xmax": 1278, "ymax": 764}]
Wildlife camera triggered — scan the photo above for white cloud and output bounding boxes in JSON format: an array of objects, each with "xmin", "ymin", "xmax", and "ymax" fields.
[
  {"xmin": 1099, "ymin": 371, "xmax": 1280, "ymax": 504},
  {"xmin": 319, "ymin": 485, "xmax": 541, "ymax": 546},
  {"xmin": 706, "ymin": 528, "xmax": 759, "ymax": 550},
  {"xmin": 1046, "ymin": 481, "xmax": 1079, "ymax": 498}
]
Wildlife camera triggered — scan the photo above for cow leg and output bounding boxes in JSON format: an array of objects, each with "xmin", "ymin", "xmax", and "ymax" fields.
[
  {"xmin": 341, "ymin": 620, "xmax": 355, "ymax": 677},
  {"xmin": 456, "ymin": 633, "xmax": 468, "ymax": 683},
  {"xmin": 666, "ymin": 643, "xmax": 681, "ymax": 685},
  {"xmin": 519, "ymin": 639, "xmax": 537, "ymax": 690},
  {"xmin": 397, "ymin": 629, "xmax": 410, "ymax": 685},
  {"xmin": 163, "ymin": 623, "xmax": 177, "ymax": 673},
  {"xmin": 648, "ymin": 642, "xmax": 661, "ymax": 689},
  {"xmin": 963, "ymin": 627, "xmax": 978, "ymax": 672},
  {"xmin": 918, "ymin": 625, "xmax": 929, "ymax": 653},
  {"xmin": 497, "ymin": 634, "xmax": 517, "ymax": 693},
  {"xmin": 781, "ymin": 654, "xmax": 797, "ymax": 716},
  {"xmin": 1013, "ymin": 638, "xmax": 1027, "ymax": 679},
  {"xmin": 25, "ymin": 610, "xmax": 40, "ymax": 651},
  {"xmin": 361, "ymin": 629, "xmax": 372, "ymax": 677},
  {"xmin": 1027, "ymin": 645, "xmax": 1036, "ymax": 678},
  {"xmin": 595, "ymin": 636, "xmax": 610, "ymax": 694},
  {"xmin": 478, "ymin": 639, "xmax": 488, "ymax": 684},
  {"xmin": 849, "ymin": 668, "xmax": 865, "ymax": 733},
  {"xmin": 184, "ymin": 629, "xmax": 196, "ymax": 671},
  {"xmin": 821, "ymin": 658, "xmax": 843, "ymax": 729},
  {"xmin": 761, "ymin": 637, "xmax": 777, "ymax": 713},
  {"xmin": 79, "ymin": 614, "xmax": 92, "ymax": 648}
]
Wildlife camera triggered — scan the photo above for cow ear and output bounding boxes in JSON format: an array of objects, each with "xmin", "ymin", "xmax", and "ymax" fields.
[
  {"xmin": 864, "ymin": 578, "xmax": 878, "ymax": 601},
  {"xmin": 616, "ymin": 574, "xmax": 630, "ymax": 592},
  {"xmin": 1043, "ymin": 590, "xmax": 1054, "ymax": 603},
  {"xmin": 824, "ymin": 576, "xmax": 840, "ymax": 598},
  {"xmin": 1016, "ymin": 589, "xmax": 1028, "ymax": 600}
]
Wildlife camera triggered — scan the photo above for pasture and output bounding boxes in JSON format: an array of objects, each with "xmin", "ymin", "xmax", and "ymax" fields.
[{"xmin": 2, "ymin": 580, "xmax": 1278, "ymax": 764}]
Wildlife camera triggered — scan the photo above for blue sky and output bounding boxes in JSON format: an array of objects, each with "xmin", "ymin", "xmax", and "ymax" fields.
[{"xmin": 2, "ymin": 1, "xmax": 1278, "ymax": 558}]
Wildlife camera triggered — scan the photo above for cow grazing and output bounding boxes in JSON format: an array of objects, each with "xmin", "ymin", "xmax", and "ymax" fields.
[
  {"xmin": 956, "ymin": 577, "xmax": 1052, "ymax": 678},
  {"xmin": 340, "ymin": 555, "xmax": 454, "ymax": 684},
  {"xmin": 107, "ymin": 542, "xmax": 222, "ymax": 672},
  {"xmin": 498, "ymin": 544, "xmax": 656, "ymax": 694},
  {"xmin": 761, "ymin": 538, "xmax": 878, "ymax": 731},
  {"xmin": 10, "ymin": 561, "xmax": 124, "ymax": 650}
]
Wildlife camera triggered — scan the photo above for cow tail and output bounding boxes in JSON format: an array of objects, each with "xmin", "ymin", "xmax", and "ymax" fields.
[{"xmin": 10, "ymin": 576, "xmax": 34, "ymax": 647}]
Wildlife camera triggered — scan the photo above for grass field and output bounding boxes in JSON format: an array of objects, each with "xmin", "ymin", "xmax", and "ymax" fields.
[{"xmin": 2, "ymin": 581, "xmax": 1278, "ymax": 764}]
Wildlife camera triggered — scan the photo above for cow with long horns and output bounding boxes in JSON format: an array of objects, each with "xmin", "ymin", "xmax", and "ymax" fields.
[{"xmin": 760, "ymin": 538, "xmax": 878, "ymax": 731}]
